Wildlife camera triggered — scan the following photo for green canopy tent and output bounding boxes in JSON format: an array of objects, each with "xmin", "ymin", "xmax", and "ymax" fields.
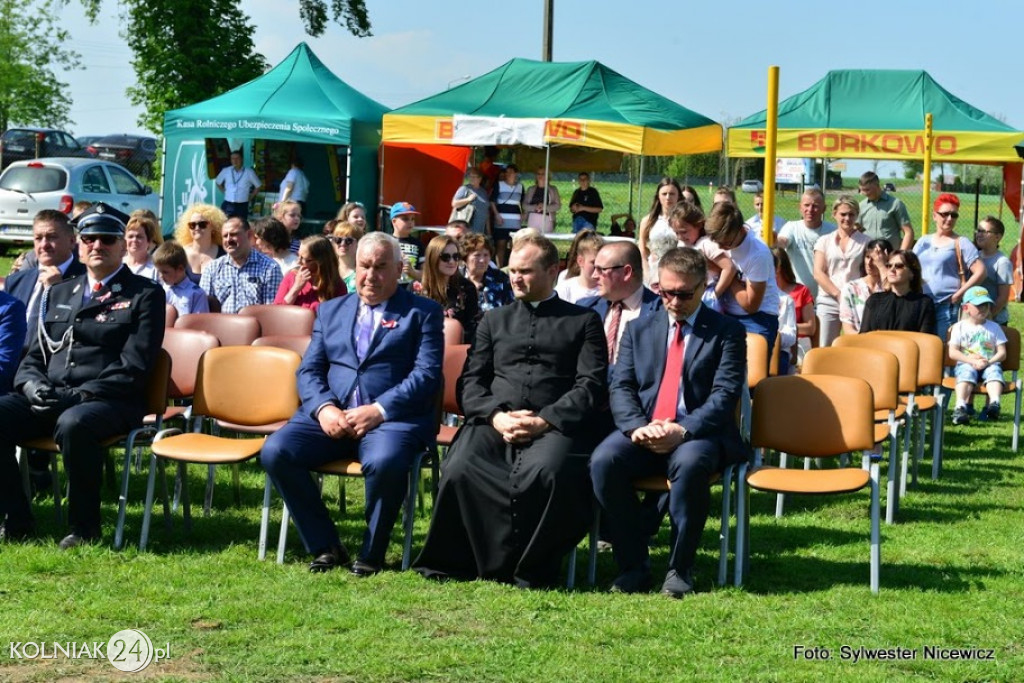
[
  {"xmin": 728, "ymin": 69, "xmax": 1022, "ymax": 164},
  {"xmin": 161, "ymin": 43, "xmax": 389, "ymax": 234},
  {"xmin": 382, "ymin": 58, "xmax": 722, "ymax": 225}
]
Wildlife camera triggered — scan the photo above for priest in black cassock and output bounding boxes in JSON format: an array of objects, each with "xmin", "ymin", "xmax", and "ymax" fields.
[{"xmin": 414, "ymin": 231, "xmax": 607, "ymax": 588}]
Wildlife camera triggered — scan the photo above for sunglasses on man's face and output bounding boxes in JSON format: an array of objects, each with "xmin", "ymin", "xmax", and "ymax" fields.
[
  {"xmin": 80, "ymin": 234, "xmax": 119, "ymax": 246},
  {"xmin": 659, "ymin": 287, "xmax": 699, "ymax": 301}
]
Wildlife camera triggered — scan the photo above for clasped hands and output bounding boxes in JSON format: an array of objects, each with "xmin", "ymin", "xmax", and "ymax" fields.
[
  {"xmin": 492, "ymin": 409, "xmax": 550, "ymax": 445},
  {"xmin": 23, "ymin": 380, "xmax": 88, "ymax": 415},
  {"xmin": 317, "ymin": 404, "xmax": 383, "ymax": 440},
  {"xmin": 631, "ymin": 419, "xmax": 687, "ymax": 454}
]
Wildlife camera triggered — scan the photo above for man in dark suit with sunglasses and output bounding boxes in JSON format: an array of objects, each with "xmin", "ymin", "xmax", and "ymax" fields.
[
  {"xmin": 0, "ymin": 203, "xmax": 165, "ymax": 548},
  {"xmin": 590, "ymin": 247, "xmax": 747, "ymax": 597}
]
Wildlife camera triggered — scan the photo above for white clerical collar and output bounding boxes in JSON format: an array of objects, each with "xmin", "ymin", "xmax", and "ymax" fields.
[{"xmin": 527, "ymin": 292, "xmax": 557, "ymax": 309}]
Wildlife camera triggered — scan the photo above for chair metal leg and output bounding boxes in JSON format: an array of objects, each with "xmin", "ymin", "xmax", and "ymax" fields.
[
  {"xmin": 734, "ymin": 463, "xmax": 748, "ymax": 587},
  {"xmin": 1013, "ymin": 373, "xmax": 1021, "ymax": 452},
  {"xmin": 402, "ymin": 455, "xmax": 422, "ymax": 571},
  {"xmin": 180, "ymin": 462, "xmax": 192, "ymax": 533},
  {"xmin": 885, "ymin": 430, "xmax": 899, "ymax": 524},
  {"xmin": 114, "ymin": 443, "xmax": 135, "ymax": 551},
  {"xmin": 258, "ymin": 475, "xmax": 272, "ymax": 561},
  {"xmin": 277, "ymin": 505, "xmax": 290, "ymax": 564},
  {"xmin": 203, "ymin": 465, "xmax": 215, "ymax": 517},
  {"xmin": 17, "ymin": 447, "xmax": 31, "ymax": 500},
  {"xmin": 140, "ymin": 453, "xmax": 160, "ymax": 551},
  {"xmin": 774, "ymin": 452, "xmax": 788, "ymax": 518},
  {"xmin": 718, "ymin": 465, "xmax": 733, "ymax": 587},
  {"xmin": 911, "ymin": 407, "xmax": 926, "ymax": 487},
  {"xmin": 50, "ymin": 452, "xmax": 63, "ymax": 526},
  {"xmin": 869, "ymin": 461, "xmax": 881, "ymax": 595},
  {"xmin": 931, "ymin": 393, "xmax": 946, "ymax": 480}
]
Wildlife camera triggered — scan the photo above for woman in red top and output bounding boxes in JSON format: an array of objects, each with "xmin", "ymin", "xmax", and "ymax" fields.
[
  {"xmin": 772, "ymin": 246, "xmax": 816, "ymax": 368},
  {"xmin": 275, "ymin": 236, "xmax": 346, "ymax": 311}
]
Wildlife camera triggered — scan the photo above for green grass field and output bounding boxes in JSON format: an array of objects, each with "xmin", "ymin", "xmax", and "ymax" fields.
[{"xmin": 1, "ymin": 294, "xmax": 1023, "ymax": 681}]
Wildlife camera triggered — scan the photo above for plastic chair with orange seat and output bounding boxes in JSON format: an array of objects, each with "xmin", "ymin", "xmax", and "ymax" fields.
[
  {"xmin": 803, "ymin": 345, "xmax": 902, "ymax": 523},
  {"xmin": 238, "ymin": 304, "xmax": 315, "ymax": 337},
  {"xmin": 165, "ymin": 304, "xmax": 178, "ymax": 328},
  {"xmin": 833, "ymin": 332, "xmax": 918, "ymax": 518},
  {"xmin": 175, "ymin": 312, "xmax": 260, "ymax": 347},
  {"xmin": 736, "ymin": 374, "xmax": 880, "ymax": 593},
  {"xmin": 873, "ymin": 331, "xmax": 945, "ymax": 489},
  {"xmin": 443, "ymin": 317, "xmax": 465, "ymax": 346},
  {"xmin": 252, "ymin": 335, "xmax": 312, "ymax": 357},
  {"xmin": 140, "ymin": 346, "xmax": 301, "ymax": 552}
]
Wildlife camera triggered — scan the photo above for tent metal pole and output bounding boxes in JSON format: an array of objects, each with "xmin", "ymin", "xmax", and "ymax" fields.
[
  {"xmin": 638, "ymin": 156, "xmax": 645, "ymax": 220},
  {"xmin": 542, "ymin": 144, "xmax": 551, "ymax": 226},
  {"xmin": 921, "ymin": 113, "xmax": 934, "ymax": 235}
]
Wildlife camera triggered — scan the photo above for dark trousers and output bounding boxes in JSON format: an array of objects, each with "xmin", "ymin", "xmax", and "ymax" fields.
[
  {"xmin": 0, "ymin": 394, "xmax": 138, "ymax": 534},
  {"xmin": 220, "ymin": 201, "xmax": 250, "ymax": 220},
  {"xmin": 590, "ymin": 430, "xmax": 722, "ymax": 576},
  {"xmin": 260, "ymin": 415, "xmax": 421, "ymax": 565}
]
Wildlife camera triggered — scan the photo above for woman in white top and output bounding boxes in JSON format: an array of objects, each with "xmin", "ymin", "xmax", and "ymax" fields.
[
  {"xmin": 124, "ymin": 214, "xmax": 161, "ymax": 281},
  {"xmin": 637, "ymin": 177, "xmax": 683, "ymax": 285},
  {"xmin": 554, "ymin": 229, "xmax": 603, "ymax": 303},
  {"xmin": 812, "ymin": 195, "xmax": 869, "ymax": 347}
]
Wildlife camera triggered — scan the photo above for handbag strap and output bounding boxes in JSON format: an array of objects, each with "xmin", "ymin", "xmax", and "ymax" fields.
[{"xmin": 954, "ymin": 237, "xmax": 966, "ymax": 285}]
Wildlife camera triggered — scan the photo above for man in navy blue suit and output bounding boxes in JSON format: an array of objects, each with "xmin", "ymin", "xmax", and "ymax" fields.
[
  {"xmin": 590, "ymin": 247, "xmax": 747, "ymax": 597},
  {"xmin": 576, "ymin": 241, "xmax": 661, "ymax": 375},
  {"xmin": 261, "ymin": 232, "xmax": 444, "ymax": 575}
]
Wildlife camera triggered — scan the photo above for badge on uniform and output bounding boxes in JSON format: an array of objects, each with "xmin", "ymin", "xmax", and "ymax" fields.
[{"xmin": 110, "ymin": 302, "xmax": 130, "ymax": 310}]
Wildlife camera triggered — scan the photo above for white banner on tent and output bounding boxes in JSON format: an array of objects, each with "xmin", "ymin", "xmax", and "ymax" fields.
[{"xmin": 452, "ymin": 115, "xmax": 546, "ymax": 147}]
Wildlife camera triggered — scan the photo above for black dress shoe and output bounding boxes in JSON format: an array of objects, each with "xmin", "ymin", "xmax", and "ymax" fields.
[
  {"xmin": 609, "ymin": 568, "xmax": 653, "ymax": 594},
  {"xmin": 58, "ymin": 531, "xmax": 100, "ymax": 550},
  {"xmin": 309, "ymin": 545, "xmax": 351, "ymax": 573},
  {"xmin": 349, "ymin": 560, "xmax": 382, "ymax": 577},
  {"xmin": 660, "ymin": 569, "xmax": 695, "ymax": 599}
]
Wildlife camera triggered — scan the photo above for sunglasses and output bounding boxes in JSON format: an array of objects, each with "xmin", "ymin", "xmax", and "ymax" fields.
[
  {"xmin": 936, "ymin": 211, "xmax": 959, "ymax": 219},
  {"xmin": 886, "ymin": 262, "xmax": 906, "ymax": 270},
  {"xmin": 330, "ymin": 236, "xmax": 356, "ymax": 246},
  {"xmin": 659, "ymin": 287, "xmax": 699, "ymax": 301},
  {"xmin": 188, "ymin": 221, "xmax": 209, "ymax": 230},
  {"xmin": 80, "ymin": 234, "xmax": 119, "ymax": 246},
  {"xmin": 594, "ymin": 264, "xmax": 626, "ymax": 276},
  {"xmin": 439, "ymin": 253, "xmax": 463, "ymax": 263}
]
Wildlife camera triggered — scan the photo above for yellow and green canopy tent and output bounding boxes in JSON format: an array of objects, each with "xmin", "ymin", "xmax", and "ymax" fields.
[
  {"xmin": 383, "ymin": 58, "xmax": 721, "ymax": 156},
  {"xmin": 728, "ymin": 69, "xmax": 1022, "ymax": 163}
]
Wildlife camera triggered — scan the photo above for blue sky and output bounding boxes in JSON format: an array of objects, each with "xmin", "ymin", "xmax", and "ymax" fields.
[{"xmin": 61, "ymin": 0, "xmax": 1024, "ymax": 178}]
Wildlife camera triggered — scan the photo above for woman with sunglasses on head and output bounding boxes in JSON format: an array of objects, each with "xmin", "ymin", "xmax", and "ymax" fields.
[
  {"xmin": 860, "ymin": 250, "xmax": 936, "ymax": 334},
  {"xmin": 274, "ymin": 236, "xmax": 346, "ymax": 311},
  {"xmin": 912, "ymin": 193, "xmax": 986, "ymax": 341},
  {"xmin": 416, "ymin": 235, "xmax": 480, "ymax": 342},
  {"xmin": 174, "ymin": 203, "xmax": 227, "ymax": 283},
  {"xmin": 329, "ymin": 220, "xmax": 363, "ymax": 293}
]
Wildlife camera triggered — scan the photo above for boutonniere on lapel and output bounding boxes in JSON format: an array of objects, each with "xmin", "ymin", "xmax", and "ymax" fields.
[
  {"xmin": 111, "ymin": 283, "xmax": 123, "ymax": 294},
  {"xmin": 381, "ymin": 318, "xmax": 398, "ymax": 329},
  {"xmin": 96, "ymin": 292, "xmax": 112, "ymax": 303}
]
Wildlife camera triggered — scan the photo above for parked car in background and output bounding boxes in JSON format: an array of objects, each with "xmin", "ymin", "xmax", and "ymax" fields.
[
  {"xmin": 86, "ymin": 134, "xmax": 159, "ymax": 178},
  {"xmin": 76, "ymin": 135, "xmax": 104, "ymax": 148},
  {"xmin": 0, "ymin": 158, "xmax": 159, "ymax": 250},
  {"xmin": 741, "ymin": 179, "xmax": 764, "ymax": 193},
  {"xmin": 0, "ymin": 128, "xmax": 87, "ymax": 169}
]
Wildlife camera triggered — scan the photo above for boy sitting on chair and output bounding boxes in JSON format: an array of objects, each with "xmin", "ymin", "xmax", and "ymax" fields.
[{"xmin": 949, "ymin": 286, "xmax": 1007, "ymax": 425}]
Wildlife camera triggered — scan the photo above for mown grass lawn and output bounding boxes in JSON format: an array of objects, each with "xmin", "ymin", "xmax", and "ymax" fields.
[{"xmin": 1, "ymin": 269, "xmax": 1022, "ymax": 683}]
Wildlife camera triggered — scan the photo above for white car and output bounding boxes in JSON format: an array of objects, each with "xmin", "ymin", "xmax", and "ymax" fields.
[
  {"xmin": 0, "ymin": 158, "xmax": 159, "ymax": 248},
  {"xmin": 740, "ymin": 179, "xmax": 763, "ymax": 193}
]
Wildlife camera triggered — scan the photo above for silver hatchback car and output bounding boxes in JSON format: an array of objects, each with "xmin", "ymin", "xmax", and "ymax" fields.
[{"xmin": 0, "ymin": 157, "xmax": 160, "ymax": 248}]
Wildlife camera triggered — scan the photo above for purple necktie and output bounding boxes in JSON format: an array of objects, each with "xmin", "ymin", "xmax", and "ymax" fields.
[{"xmin": 356, "ymin": 304, "xmax": 377, "ymax": 361}]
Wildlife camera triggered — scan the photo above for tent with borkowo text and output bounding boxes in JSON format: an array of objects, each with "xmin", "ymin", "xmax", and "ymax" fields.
[
  {"xmin": 381, "ymin": 58, "xmax": 722, "ymax": 225},
  {"xmin": 728, "ymin": 69, "xmax": 1022, "ymax": 162}
]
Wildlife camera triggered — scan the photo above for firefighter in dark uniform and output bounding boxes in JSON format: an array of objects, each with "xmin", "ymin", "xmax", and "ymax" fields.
[{"xmin": 0, "ymin": 203, "xmax": 165, "ymax": 548}]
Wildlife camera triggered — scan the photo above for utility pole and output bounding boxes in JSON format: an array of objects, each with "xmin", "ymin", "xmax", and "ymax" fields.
[{"xmin": 542, "ymin": 0, "xmax": 553, "ymax": 61}]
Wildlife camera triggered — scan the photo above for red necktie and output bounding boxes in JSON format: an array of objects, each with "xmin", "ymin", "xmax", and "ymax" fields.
[
  {"xmin": 93, "ymin": 282, "xmax": 103, "ymax": 293},
  {"xmin": 605, "ymin": 301, "xmax": 623, "ymax": 364},
  {"xmin": 652, "ymin": 322, "xmax": 685, "ymax": 421}
]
